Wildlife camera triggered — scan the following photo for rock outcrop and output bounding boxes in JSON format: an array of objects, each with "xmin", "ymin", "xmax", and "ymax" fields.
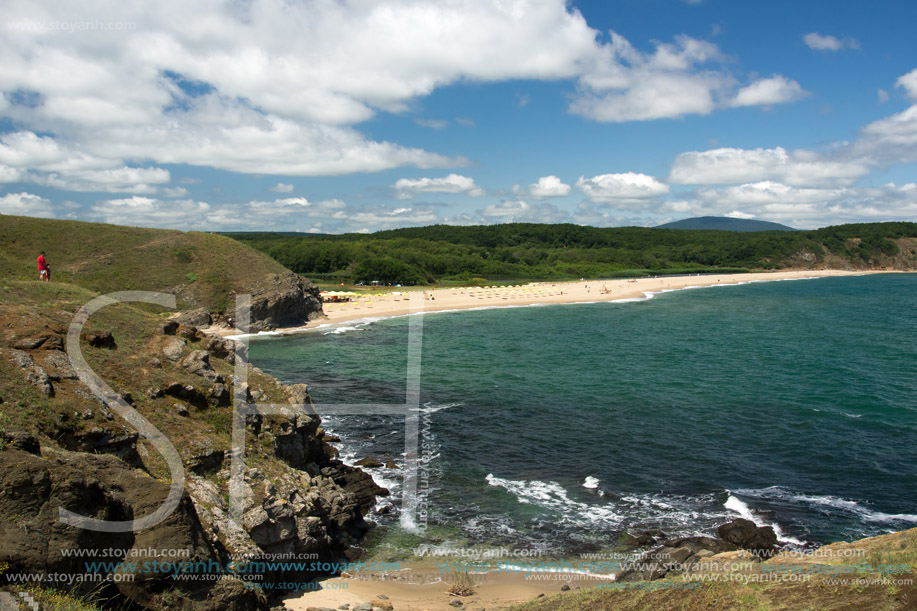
[
  {"xmin": 247, "ymin": 271, "xmax": 323, "ymax": 332},
  {"xmin": 0, "ymin": 447, "xmax": 268, "ymax": 610},
  {"xmin": 615, "ymin": 521, "xmax": 780, "ymax": 582}
]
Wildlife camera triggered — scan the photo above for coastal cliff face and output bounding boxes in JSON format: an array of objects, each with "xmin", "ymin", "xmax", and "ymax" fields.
[
  {"xmin": 247, "ymin": 270, "xmax": 324, "ymax": 332},
  {"xmin": 0, "ymin": 281, "xmax": 380, "ymax": 609}
]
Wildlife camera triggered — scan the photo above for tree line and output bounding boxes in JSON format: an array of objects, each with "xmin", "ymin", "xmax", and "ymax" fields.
[{"xmin": 222, "ymin": 222, "xmax": 917, "ymax": 285}]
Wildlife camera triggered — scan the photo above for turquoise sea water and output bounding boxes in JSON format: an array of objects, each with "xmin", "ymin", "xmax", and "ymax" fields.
[{"xmin": 248, "ymin": 274, "xmax": 917, "ymax": 554}]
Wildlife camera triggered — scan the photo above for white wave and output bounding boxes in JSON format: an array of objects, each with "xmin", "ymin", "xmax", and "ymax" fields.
[
  {"xmin": 412, "ymin": 402, "xmax": 462, "ymax": 414},
  {"xmin": 725, "ymin": 494, "xmax": 806, "ymax": 546},
  {"xmin": 485, "ymin": 474, "xmax": 623, "ymax": 527},
  {"xmin": 786, "ymin": 491, "xmax": 917, "ymax": 524},
  {"xmin": 322, "ymin": 325, "xmax": 367, "ymax": 335},
  {"xmin": 583, "ymin": 476, "xmax": 601, "ymax": 489}
]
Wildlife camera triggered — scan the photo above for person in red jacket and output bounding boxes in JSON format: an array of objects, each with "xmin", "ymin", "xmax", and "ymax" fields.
[{"xmin": 37, "ymin": 251, "xmax": 49, "ymax": 282}]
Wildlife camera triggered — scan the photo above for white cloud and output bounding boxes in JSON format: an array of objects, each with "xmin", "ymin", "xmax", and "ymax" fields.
[
  {"xmin": 878, "ymin": 89, "xmax": 889, "ymax": 104},
  {"xmin": 730, "ymin": 76, "xmax": 807, "ymax": 108},
  {"xmin": 269, "ymin": 182, "xmax": 294, "ymax": 193},
  {"xmin": 853, "ymin": 104, "xmax": 917, "ymax": 166},
  {"xmin": 0, "ymin": 131, "xmax": 171, "ymax": 192},
  {"xmin": 89, "ymin": 196, "xmax": 211, "ymax": 228},
  {"xmin": 570, "ymin": 32, "xmax": 804, "ymax": 122},
  {"xmin": 415, "ymin": 118, "xmax": 449, "ymax": 130},
  {"xmin": 803, "ymin": 33, "xmax": 858, "ymax": 51},
  {"xmin": 896, "ymin": 69, "xmax": 917, "ymax": 101},
  {"xmin": 669, "ymin": 146, "xmax": 869, "ymax": 187},
  {"xmin": 525, "ymin": 175, "xmax": 572, "ymax": 198},
  {"xmin": 666, "ymin": 181, "xmax": 917, "ymax": 229},
  {"xmin": 576, "ymin": 172, "xmax": 669, "ymax": 204},
  {"xmin": 0, "ymin": 191, "xmax": 56, "ymax": 217},
  {"xmin": 159, "ymin": 186, "xmax": 189, "ymax": 198},
  {"xmin": 393, "ymin": 173, "xmax": 484, "ymax": 198},
  {"xmin": 479, "ymin": 200, "xmax": 569, "ymax": 223}
]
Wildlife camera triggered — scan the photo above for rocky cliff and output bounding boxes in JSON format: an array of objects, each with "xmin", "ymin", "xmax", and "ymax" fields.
[{"xmin": 0, "ymin": 281, "xmax": 382, "ymax": 609}]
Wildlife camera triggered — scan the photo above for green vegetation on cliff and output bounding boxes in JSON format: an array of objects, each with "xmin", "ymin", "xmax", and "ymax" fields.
[
  {"xmin": 1, "ymin": 215, "xmax": 290, "ymax": 314},
  {"xmin": 226, "ymin": 221, "xmax": 917, "ymax": 284}
]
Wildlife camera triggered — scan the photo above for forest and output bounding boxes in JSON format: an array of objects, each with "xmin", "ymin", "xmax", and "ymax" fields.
[{"xmin": 223, "ymin": 221, "xmax": 917, "ymax": 285}]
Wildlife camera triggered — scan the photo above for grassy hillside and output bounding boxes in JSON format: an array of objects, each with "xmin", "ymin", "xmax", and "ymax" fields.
[
  {"xmin": 657, "ymin": 216, "xmax": 797, "ymax": 232},
  {"xmin": 226, "ymin": 221, "xmax": 917, "ymax": 284},
  {"xmin": 512, "ymin": 528, "xmax": 916, "ymax": 611},
  {"xmin": 1, "ymin": 215, "xmax": 290, "ymax": 314}
]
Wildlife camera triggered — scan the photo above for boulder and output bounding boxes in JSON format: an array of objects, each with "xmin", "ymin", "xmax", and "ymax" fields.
[
  {"xmin": 717, "ymin": 518, "xmax": 778, "ymax": 556},
  {"xmin": 248, "ymin": 271, "xmax": 323, "ymax": 333},
  {"xmin": 87, "ymin": 331, "xmax": 117, "ymax": 349},
  {"xmin": 174, "ymin": 308, "xmax": 213, "ymax": 329},
  {"xmin": 180, "ymin": 350, "xmax": 225, "ymax": 384},
  {"xmin": 160, "ymin": 320, "xmax": 180, "ymax": 335},
  {"xmin": 42, "ymin": 351, "xmax": 78, "ymax": 381},
  {"xmin": 187, "ymin": 449, "xmax": 225, "ymax": 475},
  {"xmin": 13, "ymin": 336, "xmax": 47, "ymax": 350},
  {"xmin": 162, "ymin": 336, "xmax": 185, "ymax": 361}
]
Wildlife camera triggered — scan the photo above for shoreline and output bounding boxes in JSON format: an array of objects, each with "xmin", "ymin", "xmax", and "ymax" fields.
[
  {"xmin": 213, "ymin": 270, "xmax": 880, "ymax": 339},
  {"xmin": 271, "ymin": 269, "xmax": 896, "ymax": 611}
]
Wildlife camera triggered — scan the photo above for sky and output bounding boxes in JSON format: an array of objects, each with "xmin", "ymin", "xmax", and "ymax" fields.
[{"xmin": 1, "ymin": 0, "xmax": 916, "ymax": 233}]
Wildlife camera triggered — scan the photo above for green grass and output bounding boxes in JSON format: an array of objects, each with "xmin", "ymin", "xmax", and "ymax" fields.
[{"xmin": 1, "ymin": 215, "xmax": 290, "ymax": 313}]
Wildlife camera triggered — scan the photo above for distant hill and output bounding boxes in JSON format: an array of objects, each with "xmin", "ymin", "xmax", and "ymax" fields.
[
  {"xmin": 0, "ymin": 214, "xmax": 291, "ymax": 313},
  {"xmin": 657, "ymin": 216, "xmax": 797, "ymax": 232}
]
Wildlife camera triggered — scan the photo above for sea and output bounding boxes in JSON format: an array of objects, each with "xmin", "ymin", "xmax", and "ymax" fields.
[{"xmin": 246, "ymin": 273, "xmax": 917, "ymax": 557}]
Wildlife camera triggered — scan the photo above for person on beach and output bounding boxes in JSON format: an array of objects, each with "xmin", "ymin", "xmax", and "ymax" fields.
[{"xmin": 37, "ymin": 251, "xmax": 49, "ymax": 282}]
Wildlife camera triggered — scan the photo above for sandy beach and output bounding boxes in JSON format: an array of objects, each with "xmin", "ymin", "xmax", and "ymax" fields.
[
  {"xmin": 282, "ymin": 565, "xmax": 607, "ymax": 611},
  {"xmin": 218, "ymin": 270, "xmax": 873, "ymax": 338}
]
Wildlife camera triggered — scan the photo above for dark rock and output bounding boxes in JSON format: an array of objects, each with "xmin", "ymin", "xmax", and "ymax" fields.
[
  {"xmin": 147, "ymin": 387, "xmax": 165, "ymax": 399},
  {"xmin": 174, "ymin": 308, "xmax": 213, "ymax": 329},
  {"xmin": 449, "ymin": 601, "xmax": 463, "ymax": 608},
  {"xmin": 320, "ymin": 461, "xmax": 389, "ymax": 515},
  {"xmin": 54, "ymin": 427, "xmax": 143, "ymax": 468},
  {"xmin": 272, "ymin": 412, "xmax": 325, "ymax": 468},
  {"xmin": 187, "ymin": 449, "xmax": 225, "ymax": 475},
  {"xmin": 13, "ymin": 336, "xmax": 46, "ymax": 350},
  {"xmin": 248, "ymin": 271, "xmax": 323, "ymax": 333},
  {"xmin": 354, "ymin": 457, "xmax": 383, "ymax": 469},
  {"xmin": 120, "ymin": 392, "xmax": 134, "ymax": 405},
  {"xmin": 178, "ymin": 325, "xmax": 203, "ymax": 342},
  {"xmin": 204, "ymin": 335, "xmax": 245, "ymax": 363},
  {"xmin": 375, "ymin": 504, "xmax": 394, "ymax": 516},
  {"xmin": 717, "ymin": 519, "xmax": 778, "ymax": 556},
  {"xmin": 384, "ymin": 461, "xmax": 399, "ymax": 469},
  {"xmin": 177, "ymin": 404, "xmax": 190, "ymax": 417},
  {"xmin": 560, "ymin": 584, "xmax": 571, "ymax": 591},
  {"xmin": 87, "ymin": 331, "xmax": 116, "ymax": 349},
  {"xmin": 0, "ymin": 447, "xmax": 268, "ymax": 610},
  {"xmin": 2, "ymin": 432, "xmax": 41, "ymax": 455},
  {"xmin": 160, "ymin": 320, "xmax": 180, "ymax": 335},
  {"xmin": 163, "ymin": 382, "xmax": 208, "ymax": 407},
  {"xmin": 209, "ymin": 383, "xmax": 231, "ymax": 407}
]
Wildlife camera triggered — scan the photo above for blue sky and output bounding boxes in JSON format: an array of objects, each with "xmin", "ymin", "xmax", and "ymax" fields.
[{"xmin": 1, "ymin": 0, "xmax": 916, "ymax": 232}]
